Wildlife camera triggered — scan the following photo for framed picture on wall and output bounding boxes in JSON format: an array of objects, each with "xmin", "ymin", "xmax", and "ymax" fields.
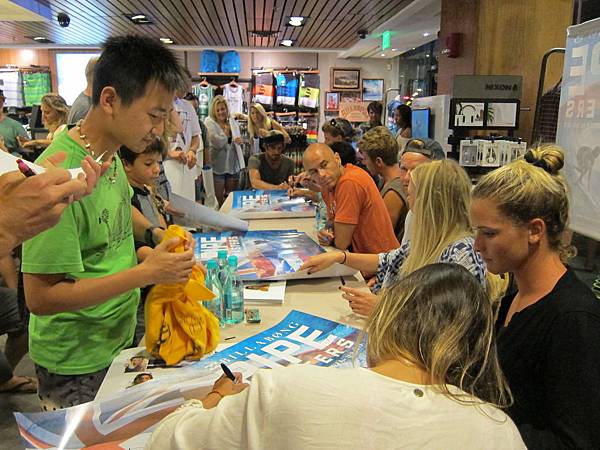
[
  {"xmin": 362, "ymin": 78, "xmax": 384, "ymax": 102},
  {"xmin": 325, "ymin": 92, "xmax": 339, "ymax": 111},
  {"xmin": 340, "ymin": 91, "xmax": 362, "ymax": 103},
  {"xmin": 331, "ymin": 68, "xmax": 361, "ymax": 91}
]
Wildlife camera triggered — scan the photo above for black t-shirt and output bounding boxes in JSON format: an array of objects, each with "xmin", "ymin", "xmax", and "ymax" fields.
[
  {"xmin": 247, "ymin": 153, "xmax": 295, "ymax": 186},
  {"xmin": 496, "ymin": 269, "xmax": 600, "ymax": 449}
]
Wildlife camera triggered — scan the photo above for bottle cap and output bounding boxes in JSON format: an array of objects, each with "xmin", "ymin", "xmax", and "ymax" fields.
[
  {"xmin": 217, "ymin": 250, "xmax": 228, "ymax": 260},
  {"xmin": 227, "ymin": 255, "xmax": 238, "ymax": 267},
  {"xmin": 207, "ymin": 259, "xmax": 218, "ymax": 269}
]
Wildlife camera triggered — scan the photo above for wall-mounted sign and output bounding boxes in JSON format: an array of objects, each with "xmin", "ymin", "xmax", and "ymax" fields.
[
  {"xmin": 453, "ymin": 75, "xmax": 522, "ymax": 99},
  {"xmin": 339, "ymin": 101, "xmax": 369, "ymax": 122}
]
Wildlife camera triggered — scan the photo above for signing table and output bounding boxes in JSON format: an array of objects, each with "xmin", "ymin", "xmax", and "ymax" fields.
[{"xmin": 95, "ymin": 192, "xmax": 368, "ymax": 400}]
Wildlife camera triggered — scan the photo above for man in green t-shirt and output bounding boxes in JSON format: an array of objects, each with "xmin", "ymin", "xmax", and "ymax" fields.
[
  {"xmin": 22, "ymin": 35, "xmax": 195, "ymax": 410},
  {"xmin": 0, "ymin": 89, "xmax": 29, "ymax": 153}
]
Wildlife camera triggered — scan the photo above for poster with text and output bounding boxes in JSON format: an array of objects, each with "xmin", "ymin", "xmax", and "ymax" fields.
[
  {"xmin": 231, "ymin": 189, "xmax": 315, "ymax": 219},
  {"xmin": 14, "ymin": 311, "xmax": 365, "ymax": 449},
  {"xmin": 556, "ymin": 17, "xmax": 600, "ymax": 240}
]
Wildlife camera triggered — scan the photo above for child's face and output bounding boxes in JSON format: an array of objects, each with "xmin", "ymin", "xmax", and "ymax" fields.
[{"xmin": 125, "ymin": 152, "xmax": 162, "ymax": 187}]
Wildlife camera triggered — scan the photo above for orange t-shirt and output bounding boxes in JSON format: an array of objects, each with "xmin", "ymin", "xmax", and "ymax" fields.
[{"xmin": 323, "ymin": 164, "xmax": 400, "ymax": 254}]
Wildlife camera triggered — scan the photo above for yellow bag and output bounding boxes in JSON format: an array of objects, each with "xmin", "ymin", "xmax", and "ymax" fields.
[{"xmin": 145, "ymin": 225, "xmax": 220, "ymax": 365}]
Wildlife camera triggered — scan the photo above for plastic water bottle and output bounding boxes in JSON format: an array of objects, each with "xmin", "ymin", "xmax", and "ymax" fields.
[
  {"xmin": 204, "ymin": 259, "xmax": 223, "ymax": 324},
  {"xmin": 315, "ymin": 192, "xmax": 328, "ymax": 231},
  {"xmin": 217, "ymin": 249, "xmax": 228, "ymax": 284},
  {"xmin": 223, "ymin": 255, "xmax": 245, "ymax": 324}
]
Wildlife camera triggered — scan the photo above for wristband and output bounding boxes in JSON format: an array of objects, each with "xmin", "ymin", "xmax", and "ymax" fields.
[
  {"xmin": 341, "ymin": 250, "xmax": 347, "ymax": 264},
  {"xmin": 144, "ymin": 227, "xmax": 164, "ymax": 248}
]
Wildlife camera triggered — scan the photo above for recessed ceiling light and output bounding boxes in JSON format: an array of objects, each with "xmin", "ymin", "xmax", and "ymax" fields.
[
  {"xmin": 426, "ymin": 54, "xmax": 430, "ymax": 57},
  {"xmin": 125, "ymin": 13, "xmax": 153, "ymax": 25},
  {"xmin": 280, "ymin": 39, "xmax": 294, "ymax": 47},
  {"xmin": 381, "ymin": 53, "xmax": 385, "ymax": 56},
  {"xmin": 423, "ymin": 32, "xmax": 430, "ymax": 37},
  {"xmin": 27, "ymin": 36, "xmax": 54, "ymax": 43},
  {"xmin": 287, "ymin": 16, "xmax": 306, "ymax": 27},
  {"xmin": 412, "ymin": 47, "xmax": 416, "ymax": 50},
  {"xmin": 159, "ymin": 37, "xmax": 174, "ymax": 44}
]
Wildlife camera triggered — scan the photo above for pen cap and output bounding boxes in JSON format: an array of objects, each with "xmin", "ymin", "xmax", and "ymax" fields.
[
  {"xmin": 207, "ymin": 260, "xmax": 218, "ymax": 270},
  {"xmin": 217, "ymin": 250, "xmax": 228, "ymax": 260}
]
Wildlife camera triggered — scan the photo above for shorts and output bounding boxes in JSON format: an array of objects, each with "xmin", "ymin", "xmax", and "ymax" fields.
[
  {"xmin": 213, "ymin": 172, "xmax": 240, "ymax": 182},
  {"xmin": 0, "ymin": 287, "xmax": 26, "ymax": 336},
  {"xmin": 35, "ymin": 364, "xmax": 109, "ymax": 411}
]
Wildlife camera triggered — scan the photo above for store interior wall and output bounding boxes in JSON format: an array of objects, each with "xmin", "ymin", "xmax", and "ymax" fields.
[
  {"xmin": 437, "ymin": 0, "xmax": 572, "ymax": 141},
  {"xmin": 181, "ymin": 50, "xmax": 399, "ymax": 141},
  {"xmin": 437, "ymin": 0, "xmax": 479, "ymax": 95}
]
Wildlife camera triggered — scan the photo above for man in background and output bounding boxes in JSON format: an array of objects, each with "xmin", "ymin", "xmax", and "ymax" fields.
[
  {"xmin": 67, "ymin": 57, "xmax": 99, "ymax": 124},
  {"xmin": 399, "ymin": 138, "xmax": 445, "ymax": 245},
  {"xmin": 248, "ymin": 130, "xmax": 294, "ymax": 190},
  {"xmin": 303, "ymin": 143, "xmax": 399, "ymax": 254},
  {"xmin": 0, "ymin": 89, "xmax": 29, "ymax": 153}
]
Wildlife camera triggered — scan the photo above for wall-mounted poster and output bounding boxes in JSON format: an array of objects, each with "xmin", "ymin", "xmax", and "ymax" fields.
[
  {"xmin": 325, "ymin": 92, "xmax": 339, "ymax": 111},
  {"xmin": 339, "ymin": 101, "xmax": 369, "ymax": 122},
  {"xmin": 331, "ymin": 68, "xmax": 361, "ymax": 91},
  {"xmin": 362, "ymin": 78, "xmax": 384, "ymax": 102}
]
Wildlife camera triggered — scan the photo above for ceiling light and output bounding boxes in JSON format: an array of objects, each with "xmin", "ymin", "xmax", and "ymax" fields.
[
  {"xmin": 381, "ymin": 53, "xmax": 385, "ymax": 56},
  {"xmin": 392, "ymin": 48, "xmax": 398, "ymax": 51},
  {"xmin": 423, "ymin": 32, "xmax": 430, "ymax": 37},
  {"xmin": 27, "ymin": 36, "xmax": 54, "ymax": 43},
  {"xmin": 125, "ymin": 13, "xmax": 153, "ymax": 25},
  {"xmin": 412, "ymin": 47, "xmax": 416, "ymax": 50},
  {"xmin": 426, "ymin": 54, "xmax": 430, "ymax": 57},
  {"xmin": 280, "ymin": 39, "xmax": 294, "ymax": 47},
  {"xmin": 159, "ymin": 37, "xmax": 174, "ymax": 44},
  {"xmin": 287, "ymin": 16, "xmax": 306, "ymax": 27}
]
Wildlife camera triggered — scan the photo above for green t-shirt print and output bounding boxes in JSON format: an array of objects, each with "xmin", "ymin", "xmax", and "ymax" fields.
[{"xmin": 22, "ymin": 131, "xmax": 139, "ymax": 375}]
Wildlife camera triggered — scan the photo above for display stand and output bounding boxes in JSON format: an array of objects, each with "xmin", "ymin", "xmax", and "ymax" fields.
[{"xmin": 448, "ymin": 97, "xmax": 525, "ymax": 179}]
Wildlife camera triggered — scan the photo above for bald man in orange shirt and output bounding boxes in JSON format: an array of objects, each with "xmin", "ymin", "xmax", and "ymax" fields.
[{"xmin": 303, "ymin": 143, "xmax": 399, "ymax": 254}]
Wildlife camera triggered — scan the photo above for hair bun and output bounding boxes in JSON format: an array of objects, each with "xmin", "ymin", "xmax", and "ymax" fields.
[{"xmin": 524, "ymin": 146, "xmax": 564, "ymax": 175}]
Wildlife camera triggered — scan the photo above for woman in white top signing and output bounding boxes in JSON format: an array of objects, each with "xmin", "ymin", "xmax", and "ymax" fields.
[
  {"xmin": 204, "ymin": 95, "xmax": 245, "ymax": 205},
  {"xmin": 146, "ymin": 263, "xmax": 524, "ymax": 450}
]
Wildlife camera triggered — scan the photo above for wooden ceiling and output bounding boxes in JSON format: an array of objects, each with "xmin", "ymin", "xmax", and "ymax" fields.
[{"xmin": 0, "ymin": 0, "xmax": 412, "ymax": 48}]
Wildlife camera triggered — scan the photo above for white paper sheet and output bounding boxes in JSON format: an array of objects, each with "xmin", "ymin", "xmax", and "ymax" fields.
[
  {"xmin": 0, "ymin": 150, "xmax": 85, "ymax": 178},
  {"xmin": 170, "ymin": 192, "xmax": 249, "ymax": 231}
]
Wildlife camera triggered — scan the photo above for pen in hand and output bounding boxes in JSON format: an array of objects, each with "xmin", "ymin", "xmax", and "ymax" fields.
[
  {"xmin": 16, "ymin": 159, "xmax": 37, "ymax": 177},
  {"xmin": 340, "ymin": 276, "xmax": 346, "ymax": 286},
  {"xmin": 221, "ymin": 363, "xmax": 236, "ymax": 382}
]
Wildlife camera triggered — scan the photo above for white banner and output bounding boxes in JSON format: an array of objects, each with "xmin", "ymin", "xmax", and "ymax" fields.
[{"xmin": 557, "ymin": 17, "xmax": 600, "ymax": 240}]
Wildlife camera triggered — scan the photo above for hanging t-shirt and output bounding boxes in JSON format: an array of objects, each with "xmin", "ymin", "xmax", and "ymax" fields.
[
  {"xmin": 253, "ymin": 72, "xmax": 275, "ymax": 106},
  {"xmin": 23, "ymin": 72, "xmax": 51, "ymax": 107},
  {"xmin": 298, "ymin": 73, "xmax": 320, "ymax": 109},
  {"xmin": 0, "ymin": 69, "xmax": 23, "ymax": 107},
  {"xmin": 195, "ymin": 85, "xmax": 214, "ymax": 121},
  {"xmin": 223, "ymin": 84, "xmax": 244, "ymax": 114},
  {"xmin": 276, "ymin": 73, "xmax": 298, "ymax": 106}
]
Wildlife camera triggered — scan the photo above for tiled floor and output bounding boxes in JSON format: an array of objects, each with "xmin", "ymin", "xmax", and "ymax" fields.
[{"xmin": 1, "ymin": 237, "xmax": 599, "ymax": 449}]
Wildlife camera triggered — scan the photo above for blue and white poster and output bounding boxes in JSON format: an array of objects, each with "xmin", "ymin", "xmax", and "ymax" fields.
[
  {"xmin": 231, "ymin": 189, "xmax": 315, "ymax": 219},
  {"xmin": 14, "ymin": 311, "xmax": 365, "ymax": 449},
  {"xmin": 557, "ymin": 17, "xmax": 600, "ymax": 240}
]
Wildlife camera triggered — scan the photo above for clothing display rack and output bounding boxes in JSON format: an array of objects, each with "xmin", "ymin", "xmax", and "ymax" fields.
[{"xmin": 0, "ymin": 65, "xmax": 51, "ymax": 108}]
